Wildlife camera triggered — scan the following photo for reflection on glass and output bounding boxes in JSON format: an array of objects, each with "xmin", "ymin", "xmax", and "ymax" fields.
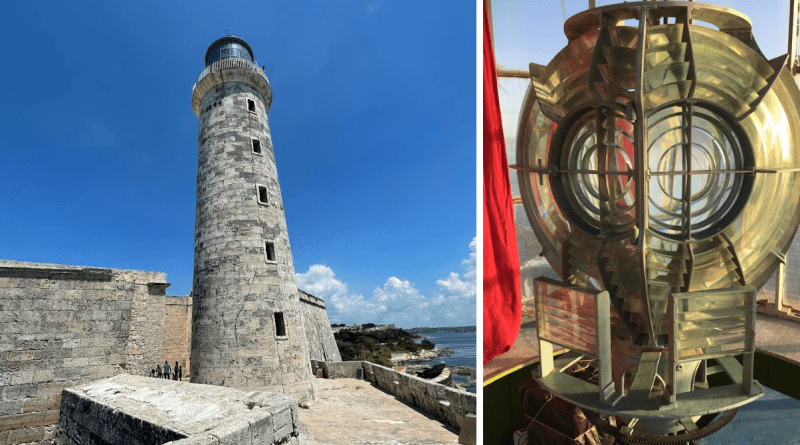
[
  {"xmin": 536, "ymin": 279, "xmax": 599, "ymax": 356},
  {"xmin": 672, "ymin": 290, "xmax": 751, "ymax": 362}
]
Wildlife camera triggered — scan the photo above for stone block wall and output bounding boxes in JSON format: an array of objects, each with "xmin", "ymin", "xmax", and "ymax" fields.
[
  {"xmin": 316, "ymin": 361, "xmax": 364, "ymax": 379},
  {"xmin": 164, "ymin": 296, "xmax": 192, "ymax": 375},
  {"xmin": 0, "ymin": 260, "xmax": 168, "ymax": 444},
  {"xmin": 60, "ymin": 375, "xmax": 299, "ymax": 445},
  {"xmin": 298, "ymin": 291, "xmax": 341, "ymax": 363}
]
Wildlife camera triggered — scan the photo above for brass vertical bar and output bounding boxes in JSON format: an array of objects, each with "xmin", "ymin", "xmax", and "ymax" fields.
[
  {"xmin": 540, "ymin": 340, "xmax": 555, "ymax": 376},
  {"xmin": 680, "ymin": 5, "xmax": 697, "ymax": 99},
  {"xmin": 596, "ymin": 108, "xmax": 615, "ymax": 234},
  {"xmin": 536, "ymin": 284, "xmax": 555, "ymax": 376},
  {"xmin": 789, "ymin": 0, "xmax": 799, "ymax": 75},
  {"xmin": 596, "ymin": 291, "xmax": 615, "ymax": 404},
  {"xmin": 682, "ymin": 103, "xmax": 693, "ymax": 241},
  {"xmin": 667, "ymin": 294, "xmax": 677, "ymax": 405},
  {"xmin": 742, "ymin": 289, "xmax": 756, "ymax": 395},
  {"xmin": 776, "ymin": 260, "xmax": 786, "ymax": 311},
  {"xmin": 681, "ymin": 4, "xmax": 696, "ymax": 293},
  {"xmin": 589, "ymin": 13, "xmax": 612, "ymax": 102},
  {"xmin": 634, "ymin": 6, "xmax": 656, "ymax": 346}
]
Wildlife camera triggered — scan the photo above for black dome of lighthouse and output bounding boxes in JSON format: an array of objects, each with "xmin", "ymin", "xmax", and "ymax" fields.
[{"xmin": 204, "ymin": 35, "xmax": 254, "ymax": 66}]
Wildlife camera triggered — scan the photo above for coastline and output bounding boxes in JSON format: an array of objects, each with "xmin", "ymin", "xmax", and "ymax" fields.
[
  {"xmin": 390, "ymin": 346, "xmax": 454, "ymax": 364},
  {"xmin": 392, "ymin": 347, "xmax": 477, "ymax": 391}
]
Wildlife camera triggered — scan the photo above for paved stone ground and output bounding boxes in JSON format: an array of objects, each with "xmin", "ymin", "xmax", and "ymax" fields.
[
  {"xmin": 298, "ymin": 377, "xmax": 459, "ymax": 445},
  {"xmin": 755, "ymin": 313, "xmax": 800, "ymax": 365}
]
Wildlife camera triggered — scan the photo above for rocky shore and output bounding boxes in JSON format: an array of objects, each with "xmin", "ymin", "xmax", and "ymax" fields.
[
  {"xmin": 392, "ymin": 349, "xmax": 477, "ymax": 391},
  {"xmin": 390, "ymin": 346, "xmax": 454, "ymax": 364}
]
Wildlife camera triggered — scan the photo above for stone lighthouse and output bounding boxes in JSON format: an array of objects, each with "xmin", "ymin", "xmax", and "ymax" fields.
[{"xmin": 189, "ymin": 35, "xmax": 313, "ymax": 402}]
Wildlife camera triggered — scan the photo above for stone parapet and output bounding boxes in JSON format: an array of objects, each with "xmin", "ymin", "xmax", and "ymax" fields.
[
  {"xmin": 316, "ymin": 360, "xmax": 477, "ymax": 431},
  {"xmin": 297, "ymin": 291, "xmax": 325, "ymax": 309},
  {"xmin": 191, "ymin": 57, "xmax": 272, "ymax": 117},
  {"xmin": 59, "ymin": 374, "xmax": 298, "ymax": 445}
]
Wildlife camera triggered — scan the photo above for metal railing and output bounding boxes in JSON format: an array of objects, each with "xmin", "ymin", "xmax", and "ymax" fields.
[{"xmin": 192, "ymin": 57, "xmax": 270, "ymax": 93}]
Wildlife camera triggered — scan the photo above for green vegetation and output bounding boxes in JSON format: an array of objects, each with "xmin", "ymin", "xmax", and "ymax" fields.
[{"xmin": 334, "ymin": 328, "xmax": 434, "ymax": 368}]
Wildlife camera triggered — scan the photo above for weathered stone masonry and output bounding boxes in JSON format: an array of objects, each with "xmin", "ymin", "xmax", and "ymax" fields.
[
  {"xmin": 190, "ymin": 36, "xmax": 313, "ymax": 402},
  {"xmin": 163, "ymin": 296, "xmax": 192, "ymax": 374},
  {"xmin": 0, "ymin": 260, "xmax": 168, "ymax": 444},
  {"xmin": 299, "ymin": 291, "xmax": 341, "ymax": 363},
  {"xmin": 0, "ymin": 258, "xmax": 336, "ymax": 444},
  {"xmin": 59, "ymin": 375, "xmax": 300, "ymax": 445}
]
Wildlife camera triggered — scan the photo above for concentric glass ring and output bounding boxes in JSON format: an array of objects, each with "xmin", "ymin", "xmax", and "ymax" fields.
[
  {"xmin": 646, "ymin": 103, "xmax": 751, "ymax": 240},
  {"xmin": 554, "ymin": 108, "xmax": 637, "ymax": 237}
]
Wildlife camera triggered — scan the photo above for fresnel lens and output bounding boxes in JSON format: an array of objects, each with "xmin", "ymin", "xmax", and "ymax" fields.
[{"xmin": 516, "ymin": 2, "xmax": 800, "ymax": 442}]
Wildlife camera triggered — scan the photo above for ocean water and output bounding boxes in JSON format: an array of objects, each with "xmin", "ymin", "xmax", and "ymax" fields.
[{"xmin": 415, "ymin": 329, "xmax": 477, "ymax": 393}]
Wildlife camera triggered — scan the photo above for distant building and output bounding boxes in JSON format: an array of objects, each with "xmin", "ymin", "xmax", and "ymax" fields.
[{"xmin": 332, "ymin": 323, "xmax": 397, "ymax": 333}]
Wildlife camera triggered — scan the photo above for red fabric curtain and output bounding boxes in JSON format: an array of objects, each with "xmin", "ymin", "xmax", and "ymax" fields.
[{"xmin": 483, "ymin": 3, "xmax": 521, "ymax": 364}]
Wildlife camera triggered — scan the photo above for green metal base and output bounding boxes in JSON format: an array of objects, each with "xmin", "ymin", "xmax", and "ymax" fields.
[{"xmin": 534, "ymin": 356, "xmax": 764, "ymax": 420}]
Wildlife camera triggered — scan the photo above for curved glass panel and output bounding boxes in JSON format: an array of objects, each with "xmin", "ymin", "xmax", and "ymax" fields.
[
  {"xmin": 206, "ymin": 39, "xmax": 254, "ymax": 65},
  {"xmin": 518, "ymin": 17, "xmax": 800, "ymax": 346}
]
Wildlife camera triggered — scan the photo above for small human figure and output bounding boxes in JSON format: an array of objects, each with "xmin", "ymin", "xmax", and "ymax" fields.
[
  {"xmin": 156, "ymin": 364, "xmax": 162, "ymax": 378},
  {"xmin": 174, "ymin": 361, "xmax": 179, "ymax": 380},
  {"xmin": 163, "ymin": 361, "xmax": 171, "ymax": 379},
  {"xmin": 149, "ymin": 368, "xmax": 155, "ymax": 378},
  {"xmin": 177, "ymin": 364, "xmax": 183, "ymax": 381}
]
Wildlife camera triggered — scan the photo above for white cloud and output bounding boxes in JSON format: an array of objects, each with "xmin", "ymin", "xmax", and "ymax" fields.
[
  {"xmin": 434, "ymin": 236, "xmax": 477, "ymax": 301},
  {"xmin": 295, "ymin": 264, "xmax": 348, "ymax": 301},
  {"xmin": 295, "ymin": 237, "xmax": 476, "ymax": 328},
  {"xmin": 295, "ymin": 265, "xmax": 379, "ymax": 319}
]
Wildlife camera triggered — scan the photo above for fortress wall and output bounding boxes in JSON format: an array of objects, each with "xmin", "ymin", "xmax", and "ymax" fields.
[
  {"xmin": 298, "ymin": 291, "xmax": 341, "ymax": 363},
  {"xmin": 163, "ymin": 296, "xmax": 192, "ymax": 374},
  {"xmin": 0, "ymin": 260, "xmax": 168, "ymax": 444}
]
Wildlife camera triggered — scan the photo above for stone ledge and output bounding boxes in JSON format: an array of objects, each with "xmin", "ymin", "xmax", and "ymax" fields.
[
  {"xmin": 298, "ymin": 290, "xmax": 325, "ymax": 309},
  {"xmin": 0, "ymin": 259, "xmax": 168, "ymax": 284},
  {"xmin": 59, "ymin": 374, "xmax": 299, "ymax": 445},
  {"xmin": 0, "ymin": 266, "xmax": 113, "ymax": 281}
]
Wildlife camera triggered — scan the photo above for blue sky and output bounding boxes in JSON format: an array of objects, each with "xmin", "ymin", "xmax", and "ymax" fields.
[
  {"xmin": 0, "ymin": 2, "xmax": 477, "ymax": 328},
  {"xmin": 492, "ymin": 0, "xmax": 799, "ymax": 150},
  {"xmin": 492, "ymin": 0, "xmax": 797, "ymax": 70},
  {"xmin": 492, "ymin": 0, "xmax": 800, "ymax": 226}
]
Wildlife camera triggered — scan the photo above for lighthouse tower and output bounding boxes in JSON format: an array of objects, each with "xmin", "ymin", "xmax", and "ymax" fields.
[{"xmin": 189, "ymin": 36, "xmax": 313, "ymax": 402}]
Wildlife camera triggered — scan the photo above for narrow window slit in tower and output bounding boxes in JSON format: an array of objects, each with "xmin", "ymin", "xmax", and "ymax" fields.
[
  {"xmin": 247, "ymin": 99, "xmax": 256, "ymax": 113},
  {"xmin": 274, "ymin": 312, "xmax": 286, "ymax": 337},
  {"xmin": 265, "ymin": 242, "xmax": 275, "ymax": 262},
  {"xmin": 258, "ymin": 185, "xmax": 268, "ymax": 204},
  {"xmin": 252, "ymin": 138, "xmax": 262, "ymax": 154}
]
